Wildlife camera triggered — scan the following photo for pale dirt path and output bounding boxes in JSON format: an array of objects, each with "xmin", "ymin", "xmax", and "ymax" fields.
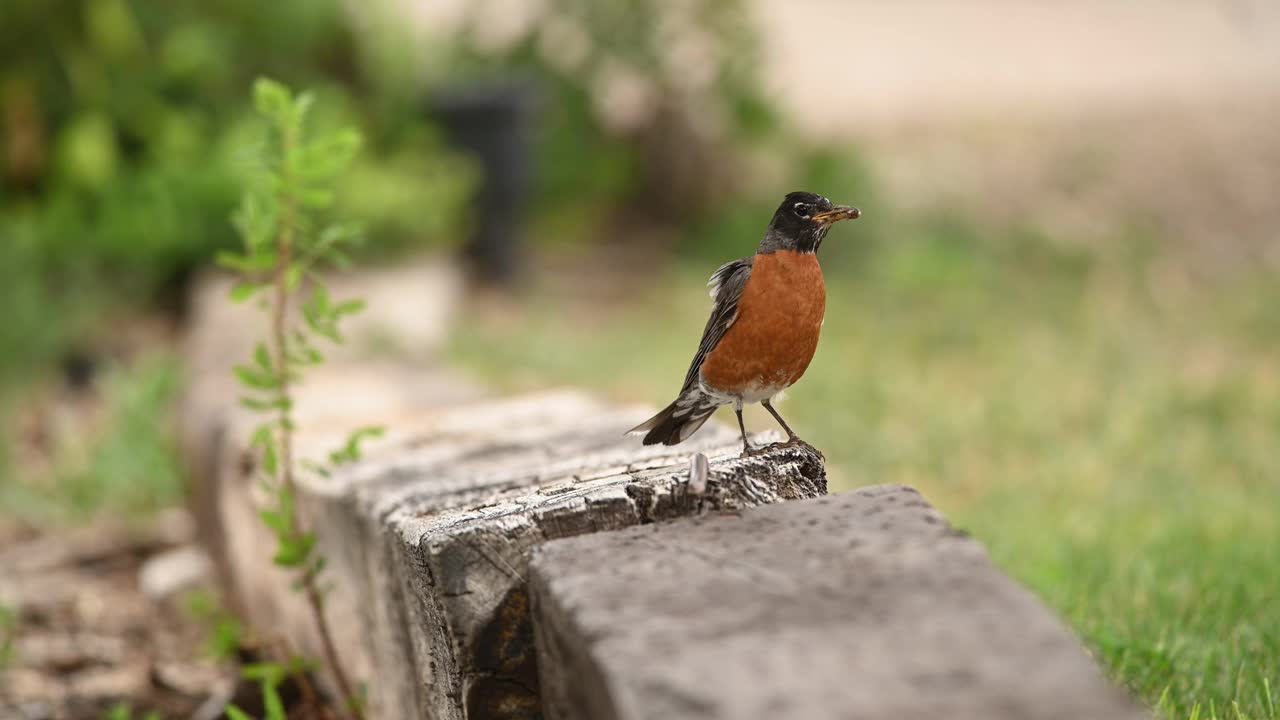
[
  {"xmin": 751, "ymin": 0, "xmax": 1280, "ymax": 132},
  {"xmin": 745, "ymin": 0, "xmax": 1280, "ymax": 261}
]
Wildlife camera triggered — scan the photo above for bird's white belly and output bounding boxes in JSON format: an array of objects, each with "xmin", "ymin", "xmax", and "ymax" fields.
[{"xmin": 699, "ymin": 377, "xmax": 790, "ymax": 407}]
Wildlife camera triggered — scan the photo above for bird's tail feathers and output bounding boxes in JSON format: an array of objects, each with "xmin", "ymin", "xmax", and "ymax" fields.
[{"xmin": 628, "ymin": 390, "xmax": 721, "ymax": 446}]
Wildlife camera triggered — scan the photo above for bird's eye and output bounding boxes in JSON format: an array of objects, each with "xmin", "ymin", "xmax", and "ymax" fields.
[{"xmin": 792, "ymin": 203, "xmax": 810, "ymax": 219}]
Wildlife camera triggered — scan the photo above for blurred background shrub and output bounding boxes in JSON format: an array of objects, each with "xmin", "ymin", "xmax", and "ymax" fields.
[{"xmin": 0, "ymin": 0, "xmax": 474, "ymax": 388}]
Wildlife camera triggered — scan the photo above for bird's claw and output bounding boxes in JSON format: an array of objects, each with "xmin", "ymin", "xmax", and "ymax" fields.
[{"xmin": 741, "ymin": 438, "xmax": 808, "ymax": 457}]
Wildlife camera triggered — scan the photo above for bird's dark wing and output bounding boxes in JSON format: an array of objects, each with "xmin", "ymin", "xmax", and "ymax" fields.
[{"xmin": 679, "ymin": 257, "xmax": 753, "ymax": 392}]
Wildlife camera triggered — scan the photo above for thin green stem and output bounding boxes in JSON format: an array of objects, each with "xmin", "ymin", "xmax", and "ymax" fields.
[{"xmin": 269, "ymin": 120, "xmax": 363, "ymax": 720}]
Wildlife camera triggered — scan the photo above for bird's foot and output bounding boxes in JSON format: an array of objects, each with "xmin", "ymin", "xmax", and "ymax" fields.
[
  {"xmin": 766, "ymin": 436, "xmax": 820, "ymax": 454},
  {"xmin": 741, "ymin": 437, "xmax": 817, "ymax": 457},
  {"xmin": 761, "ymin": 435, "xmax": 802, "ymax": 449}
]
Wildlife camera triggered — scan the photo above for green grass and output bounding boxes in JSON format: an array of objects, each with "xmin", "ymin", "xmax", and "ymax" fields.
[
  {"xmin": 0, "ymin": 352, "xmax": 185, "ymax": 523},
  {"xmin": 449, "ymin": 218, "xmax": 1280, "ymax": 719}
]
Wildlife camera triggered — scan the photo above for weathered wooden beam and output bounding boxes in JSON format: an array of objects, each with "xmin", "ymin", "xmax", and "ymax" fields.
[
  {"xmin": 199, "ymin": 378, "xmax": 825, "ymax": 718},
  {"xmin": 528, "ymin": 484, "xmax": 1147, "ymax": 720}
]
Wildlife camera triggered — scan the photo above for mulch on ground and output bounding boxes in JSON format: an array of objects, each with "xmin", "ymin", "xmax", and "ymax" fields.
[{"xmin": 0, "ymin": 511, "xmax": 234, "ymax": 720}]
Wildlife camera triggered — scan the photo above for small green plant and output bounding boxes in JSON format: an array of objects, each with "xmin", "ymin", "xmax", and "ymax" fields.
[
  {"xmin": 103, "ymin": 703, "xmax": 160, "ymax": 720},
  {"xmin": 0, "ymin": 603, "xmax": 16, "ymax": 668},
  {"xmin": 219, "ymin": 77, "xmax": 382, "ymax": 720},
  {"xmin": 227, "ymin": 658, "xmax": 317, "ymax": 720},
  {"xmin": 183, "ymin": 589, "xmax": 245, "ymax": 663},
  {"xmin": 0, "ymin": 352, "xmax": 185, "ymax": 522}
]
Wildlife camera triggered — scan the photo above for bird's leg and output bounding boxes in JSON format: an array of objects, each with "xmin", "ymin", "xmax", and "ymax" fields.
[
  {"xmin": 761, "ymin": 399, "xmax": 801, "ymax": 445},
  {"xmin": 734, "ymin": 403, "xmax": 753, "ymax": 457}
]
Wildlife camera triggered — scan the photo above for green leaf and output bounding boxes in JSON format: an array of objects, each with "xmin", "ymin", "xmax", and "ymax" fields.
[
  {"xmin": 329, "ymin": 425, "xmax": 385, "ymax": 465},
  {"xmin": 232, "ymin": 193, "xmax": 279, "ymax": 253},
  {"xmin": 319, "ymin": 223, "xmax": 362, "ymax": 247},
  {"xmin": 327, "ymin": 247, "xmax": 353, "ymax": 269},
  {"xmin": 315, "ymin": 128, "xmax": 362, "ymax": 167},
  {"xmin": 250, "ymin": 424, "xmax": 273, "ymax": 449},
  {"xmin": 234, "ymin": 364, "xmax": 279, "ymax": 390},
  {"xmin": 313, "ymin": 324, "xmax": 342, "ymax": 344},
  {"xmin": 240, "ymin": 396, "xmax": 270, "ymax": 412},
  {"xmin": 277, "ymin": 484, "xmax": 295, "ymax": 519},
  {"xmin": 216, "ymin": 251, "xmax": 249, "ymax": 272},
  {"xmin": 272, "ymin": 542, "xmax": 301, "ymax": 567},
  {"xmin": 309, "ymin": 282, "xmax": 331, "ymax": 313},
  {"xmin": 302, "ymin": 283, "xmax": 343, "ymax": 343},
  {"xmin": 208, "ymin": 616, "xmax": 244, "ymax": 662},
  {"xmin": 291, "ymin": 91, "xmax": 315, "ymax": 128},
  {"xmin": 293, "ymin": 129, "xmax": 363, "ymax": 179},
  {"xmin": 249, "ymin": 425, "xmax": 279, "ymax": 475},
  {"xmin": 253, "ymin": 77, "xmax": 292, "ymax": 122},
  {"xmin": 261, "ymin": 439, "xmax": 278, "ymax": 475},
  {"xmin": 263, "ymin": 678, "xmax": 287, "ymax": 720},
  {"xmin": 229, "ymin": 281, "xmax": 262, "ymax": 303},
  {"xmin": 260, "ymin": 486, "xmax": 296, "ymax": 539},
  {"xmin": 286, "ymin": 341, "xmax": 323, "ymax": 367},
  {"xmin": 284, "ymin": 263, "xmax": 303, "ymax": 291},
  {"xmin": 273, "ymin": 531, "xmax": 316, "ymax": 567},
  {"xmin": 217, "ymin": 249, "xmax": 275, "ymax": 274},
  {"xmin": 224, "ymin": 704, "xmax": 254, "ymax": 720},
  {"xmin": 258, "ymin": 507, "xmax": 289, "ymax": 535},
  {"xmin": 241, "ymin": 662, "xmax": 287, "ymax": 685},
  {"xmin": 253, "ymin": 343, "xmax": 273, "ymax": 373},
  {"xmin": 300, "ymin": 459, "xmax": 331, "ymax": 478},
  {"xmin": 334, "ymin": 298, "xmax": 366, "ymax": 316},
  {"xmin": 239, "ymin": 395, "xmax": 291, "ymax": 412},
  {"xmin": 296, "ymin": 185, "xmax": 334, "ymax": 208}
]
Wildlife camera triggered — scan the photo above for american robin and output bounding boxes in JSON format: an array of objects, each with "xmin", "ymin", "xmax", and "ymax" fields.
[{"xmin": 630, "ymin": 191, "xmax": 860, "ymax": 456}]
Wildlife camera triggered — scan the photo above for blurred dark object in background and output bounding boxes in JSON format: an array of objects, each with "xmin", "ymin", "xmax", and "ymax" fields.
[
  {"xmin": 429, "ymin": 77, "xmax": 539, "ymax": 287},
  {"xmin": 438, "ymin": 0, "xmax": 775, "ymax": 248}
]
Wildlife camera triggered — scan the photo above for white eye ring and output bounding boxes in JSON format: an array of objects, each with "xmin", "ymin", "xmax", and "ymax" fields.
[{"xmin": 792, "ymin": 202, "xmax": 809, "ymax": 219}]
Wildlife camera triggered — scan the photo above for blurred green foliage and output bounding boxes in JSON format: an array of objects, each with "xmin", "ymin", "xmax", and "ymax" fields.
[
  {"xmin": 0, "ymin": 0, "xmax": 474, "ymax": 389},
  {"xmin": 183, "ymin": 589, "xmax": 245, "ymax": 663},
  {"xmin": 105, "ymin": 702, "xmax": 162, "ymax": 720},
  {"xmin": 0, "ymin": 352, "xmax": 184, "ymax": 522},
  {"xmin": 439, "ymin": 0, "xmax": 779, "ymax": 238},
  {"xmin": 0, "ymin": 603, "xmax": 15, "ymax": 668}
]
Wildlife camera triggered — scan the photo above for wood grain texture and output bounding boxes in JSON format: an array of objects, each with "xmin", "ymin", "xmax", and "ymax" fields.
[{"xmin": 191, "ymin": 363, "xmax": 825, "ymax": 719}]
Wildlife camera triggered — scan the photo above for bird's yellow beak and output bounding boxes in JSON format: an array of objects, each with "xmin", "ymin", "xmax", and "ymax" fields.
[{"xmin": 812, "ymin": 205, "xmax": 861, "ymax": 224}]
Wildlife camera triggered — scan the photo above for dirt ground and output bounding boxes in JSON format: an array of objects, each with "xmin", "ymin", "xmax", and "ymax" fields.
[
  {"xmin": 752, "ymin": 0, "xmax": 1280, "ymax": 131},
  {"xmin": 0, "ymin": 512, "xmax": 234, "ymax": 720},
  {"xmin": 749, "ymin": 0, "xmax": 1280, "ymax": 265}
]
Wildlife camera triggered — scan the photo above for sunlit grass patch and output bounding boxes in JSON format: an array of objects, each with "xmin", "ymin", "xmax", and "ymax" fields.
[{"xmin": 1, "ymin": 352, "xmax": 184, "ymax": 523}]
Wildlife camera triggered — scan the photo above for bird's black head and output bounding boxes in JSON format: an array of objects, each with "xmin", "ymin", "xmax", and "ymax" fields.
[{"xmin": 758, "ymin": 191, "xmax": 861, "ymax": 254}]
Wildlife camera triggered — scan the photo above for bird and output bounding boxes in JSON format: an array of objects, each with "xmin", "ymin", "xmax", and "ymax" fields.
[{"xmin": 630, "ymin": 191, "xmax": 860, "ymax": 456}]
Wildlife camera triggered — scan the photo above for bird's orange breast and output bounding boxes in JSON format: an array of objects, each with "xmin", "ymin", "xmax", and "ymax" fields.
[{"xmin": 700, "ymin": 250, "xmax": 826, "ymax": 397}]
